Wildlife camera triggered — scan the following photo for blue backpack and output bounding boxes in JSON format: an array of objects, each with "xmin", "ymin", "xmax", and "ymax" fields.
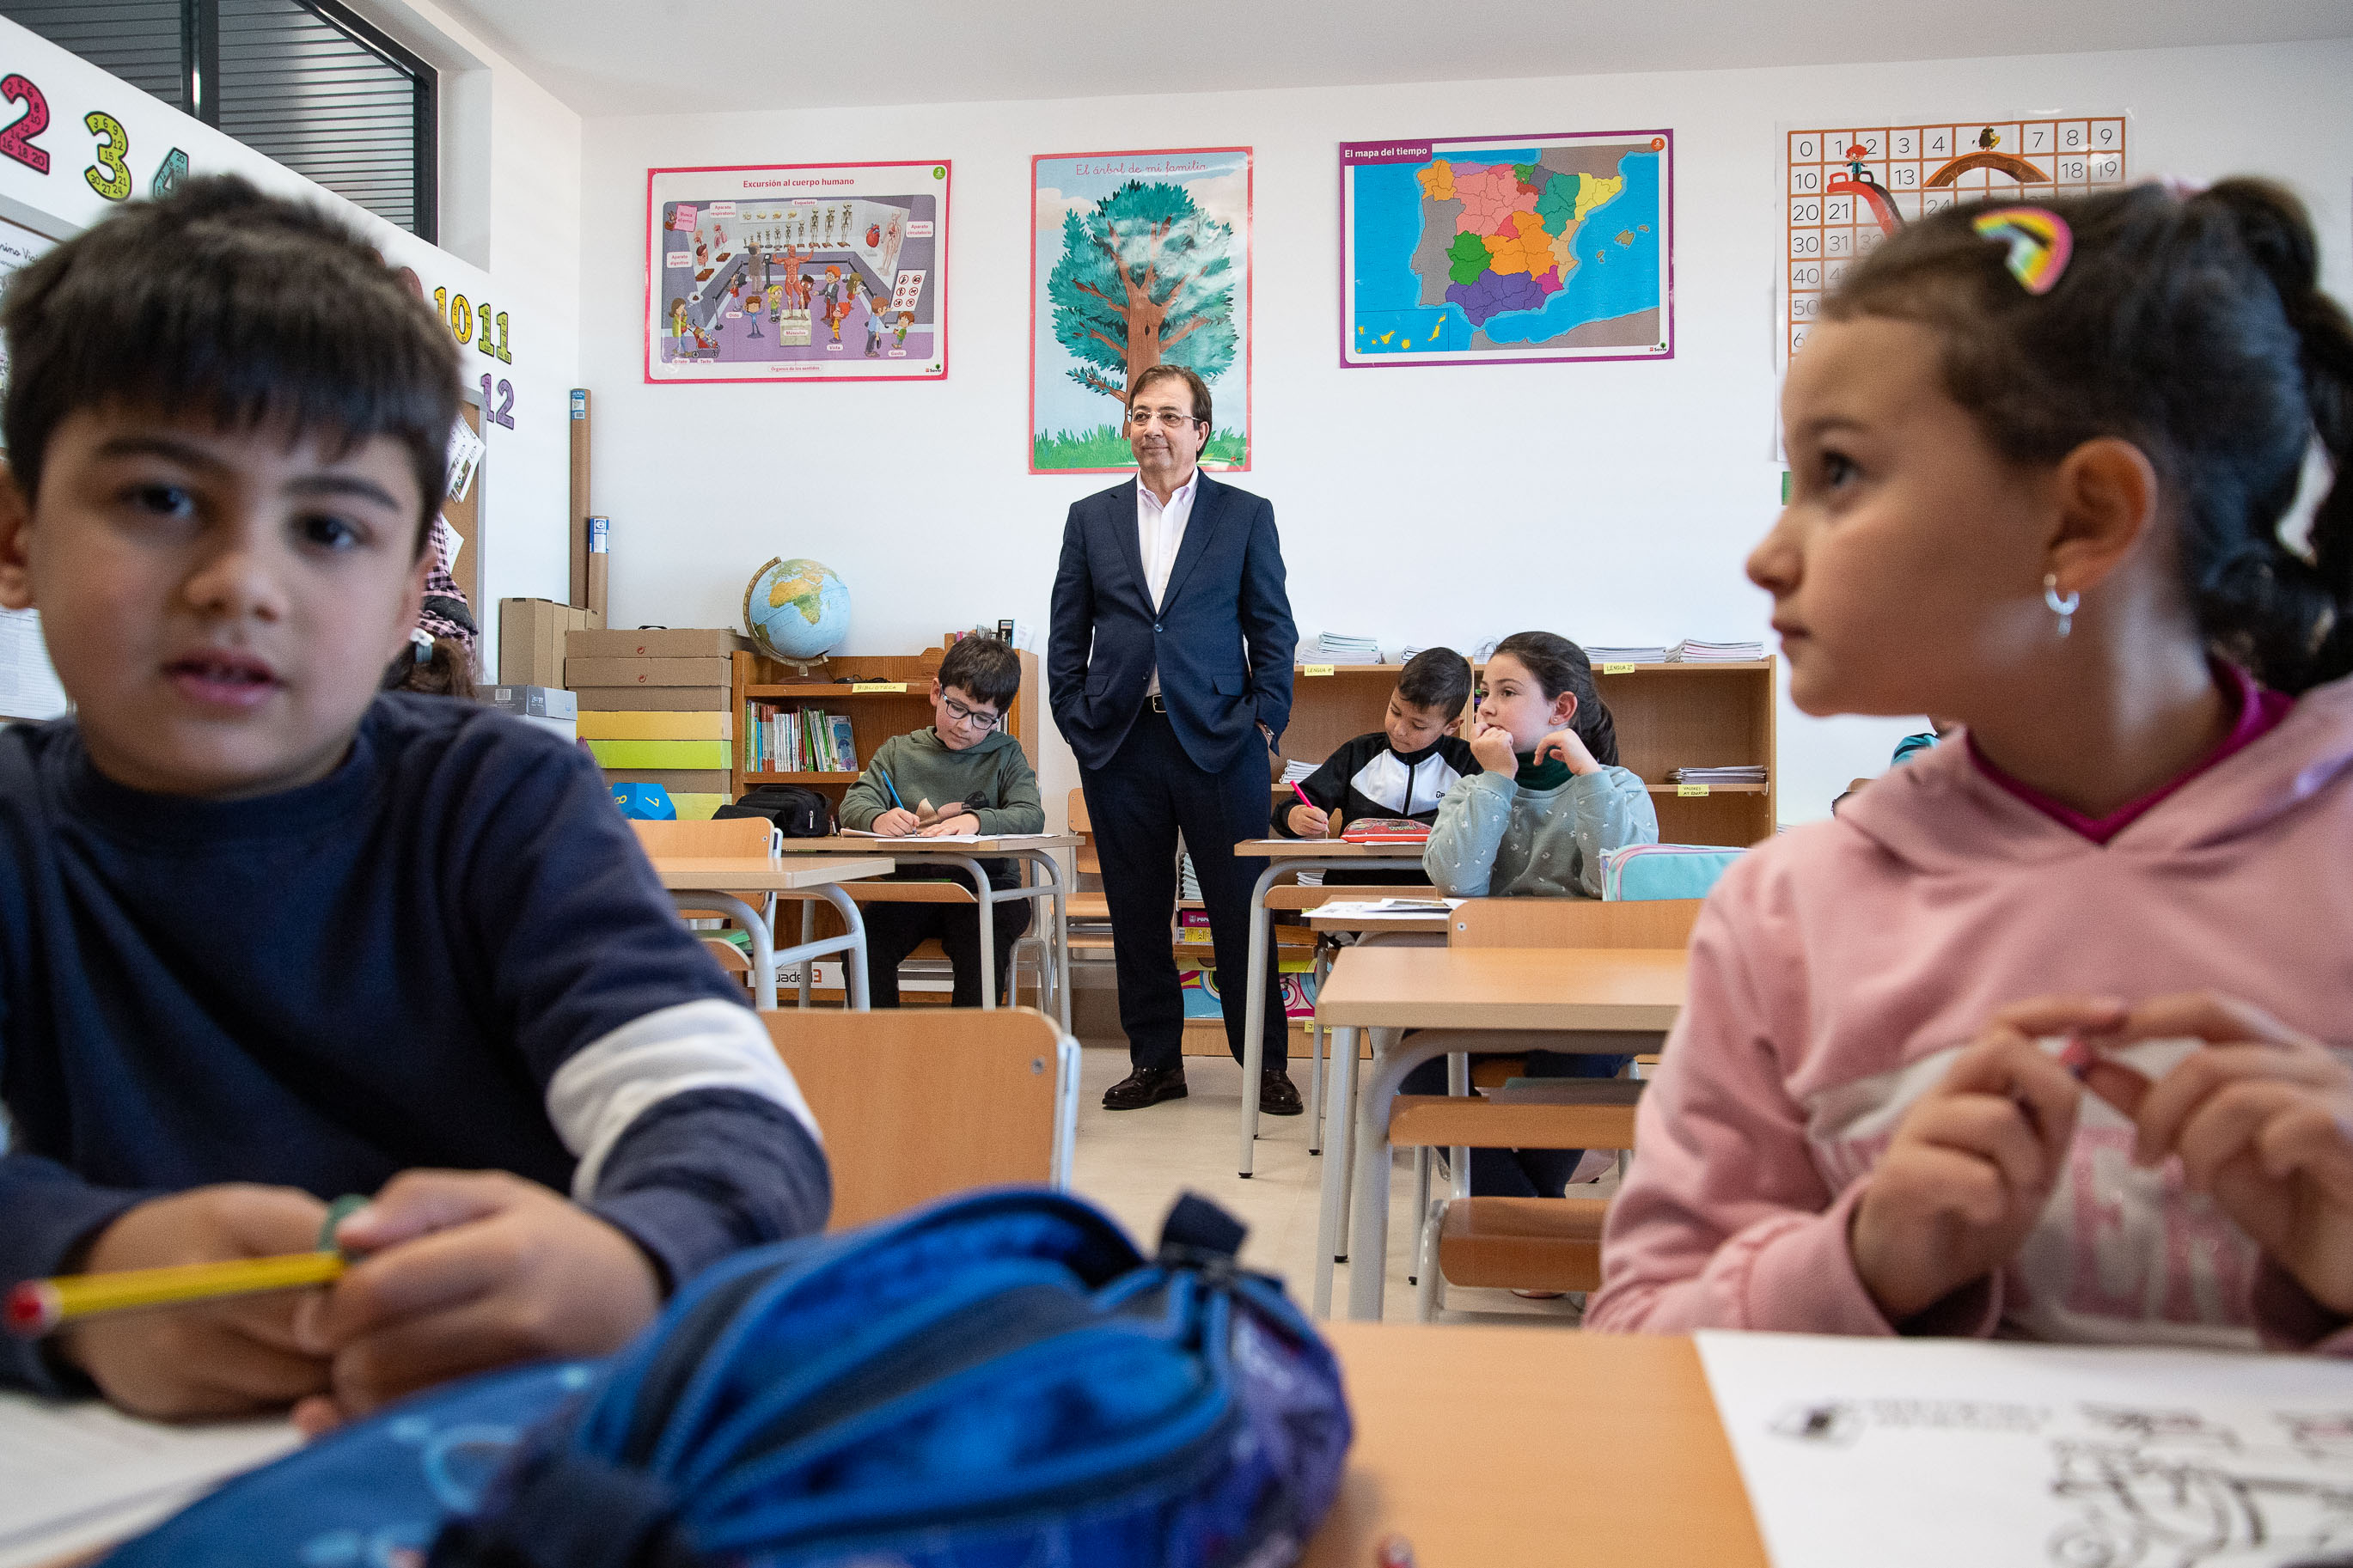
[{"xmin": 103, "ymin": 1189, "xmax": 1352, "ymax": 1568}]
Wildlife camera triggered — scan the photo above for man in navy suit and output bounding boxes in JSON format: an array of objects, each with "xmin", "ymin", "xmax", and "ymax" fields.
[{"xmin": 1048, "ymin": 366, "xmax": 1300, "ymax": 1114}]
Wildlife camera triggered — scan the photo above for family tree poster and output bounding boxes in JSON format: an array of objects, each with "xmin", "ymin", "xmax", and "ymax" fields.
[
  {"xmin": 645, "ymin": 160, "xmax": 949, "ymax": 384},
  {"xmin": 1030, "ymin": 147, "xmax": 1251, "ymax": 473},
  {"xmin": 1341, "ymin": 130, "xmax": 1672, "ymax": 368}
]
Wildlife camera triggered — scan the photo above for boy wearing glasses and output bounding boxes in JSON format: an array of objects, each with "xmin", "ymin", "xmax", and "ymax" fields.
[{"xmin": 838, "ymin": 636, "xmax": 1043, "ymax": 1006}]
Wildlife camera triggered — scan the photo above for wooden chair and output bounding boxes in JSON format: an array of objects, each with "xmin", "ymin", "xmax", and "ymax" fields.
[
  {"xmin": 631, "ymin": 816, "xmax": 779, "ymax": 991},
  {"xmin": 765, "ymin": 1005, "xmax": 1079, "ymax": 1229},
  {"xmin": 1402, "ymin": 898, "xmax": 1699, "ymax": 1320}
]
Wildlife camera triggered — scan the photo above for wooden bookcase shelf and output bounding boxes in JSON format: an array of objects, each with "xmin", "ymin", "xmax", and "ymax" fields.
[
  {"xmin": 728, "ymin": 644, "xmax": 1040, "ymax": 804},
  {"xmin": 1274, "ymin": 656, "xmax": 1778, "ymax": 847}
]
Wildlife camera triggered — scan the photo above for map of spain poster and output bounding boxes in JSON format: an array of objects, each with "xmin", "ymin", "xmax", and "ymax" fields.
[
  {"xmin": 1342, "ymin": 130, "xmax": 1672, "ymax": 368},
  {"xmin": 1030, "ymin": 146, "xmax": 1251, "ymax": 473}
]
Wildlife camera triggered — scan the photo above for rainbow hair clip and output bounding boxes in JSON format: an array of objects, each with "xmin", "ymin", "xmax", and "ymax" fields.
[{"xmin": 1971, "ymin": 206, "xmax": 2073, "ymax": 295}]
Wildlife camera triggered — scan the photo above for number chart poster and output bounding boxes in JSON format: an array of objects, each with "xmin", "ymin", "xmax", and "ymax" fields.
[
  {"xmin": 645, "ymin": 160, "xmax": 948, "ymax": 384},
  {"xmin": 1342, "ymin": 130, "xmax": 1672, "ymax": 368},
  {"xmin": 1782, "ymin": 115, "xmax": 2127, "ymax": 364},
  {"xmin": 1030, "ymin": 147, "xmax": 1251, "ymax": 474}
]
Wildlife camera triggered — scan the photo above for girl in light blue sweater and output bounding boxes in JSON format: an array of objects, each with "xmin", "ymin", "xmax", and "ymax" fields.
[{"xmin": 1411, "ymin": 631, "xmax": 1659, "ymax": 1200}]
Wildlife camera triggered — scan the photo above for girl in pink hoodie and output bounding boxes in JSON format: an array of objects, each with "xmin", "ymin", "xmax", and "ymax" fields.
[{"xmin": 1589, "ymin": 180, "xmax": 2353, "ymax": 1351}]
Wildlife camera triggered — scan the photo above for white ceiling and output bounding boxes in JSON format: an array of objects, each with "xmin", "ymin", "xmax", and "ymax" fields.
[{"xmin": 430, "ymin": 0, "xmax": 2353, "ymax": 118}]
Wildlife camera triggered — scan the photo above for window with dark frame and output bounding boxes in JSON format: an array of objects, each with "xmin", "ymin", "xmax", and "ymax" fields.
[{"xmin": 1, "ymin": 0, "xmax": 437, "ymax": 239}]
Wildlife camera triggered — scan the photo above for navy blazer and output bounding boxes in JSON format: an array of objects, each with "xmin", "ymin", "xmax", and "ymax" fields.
[{"xmin": 1048, "ymin": 471, "xmax": 1297, "ymax": 774}]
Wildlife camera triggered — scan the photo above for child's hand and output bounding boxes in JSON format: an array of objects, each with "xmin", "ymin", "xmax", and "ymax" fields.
[
  {"xmin": 1469, "ymin": 723, "xmax": 1519, "ymax": 774},
  {"xmin": 871, "ymin": 807, "xmax": 920, "ymax": 836},
  {"xmin": 2085, "ymin": 992, "xmax": 2353, "ymax": 1316},
  {"xmin": 1287, "ymin": 802, "xmax": 1329, "ymax": 837},
  {"xmin": 1849, "ymin": 996, "xmax": 2125, "ymax": 1325},
  {"xmin": 917, "ymin": 813, "xmax": 977, "ymax": 837},
  {"xmin": 1532, "ymin": 728, "xmax": 1600, "ymax": 776},
  {"xmin": 60, "ymin": 1184, "xmax": 332, "ymax": 1419},
  {"xmin": 291, "ymin": 1170, "xmax": 660, "ymax": 1432}
]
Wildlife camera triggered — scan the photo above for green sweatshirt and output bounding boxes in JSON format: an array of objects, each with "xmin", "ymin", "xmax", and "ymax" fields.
[
  {"xmin": 1421, "ymin": 761, "xmax": 1658, "ymax": 899},
  {"xmin": 838, "ymin": 728, "xmax": 1044, "ymax": 883}
]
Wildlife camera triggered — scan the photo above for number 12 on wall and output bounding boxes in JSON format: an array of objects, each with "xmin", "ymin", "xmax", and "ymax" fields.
[{"xmin": 479, "ymin": 375, "xmax": 514, "ymax": 429}]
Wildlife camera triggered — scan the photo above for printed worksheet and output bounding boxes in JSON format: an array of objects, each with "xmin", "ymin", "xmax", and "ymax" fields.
[{"xmin": 1697, "ymin": 1331, "xmax": 2353, "ymax": 1568}]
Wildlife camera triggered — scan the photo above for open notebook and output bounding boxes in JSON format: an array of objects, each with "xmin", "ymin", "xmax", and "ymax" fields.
[{"xmin": 0, "ymin": 1392, "xmax": 298, "ymax": 1567}]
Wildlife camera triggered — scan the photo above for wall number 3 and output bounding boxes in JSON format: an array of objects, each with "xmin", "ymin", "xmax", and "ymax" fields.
[
  {"xmin": 83, "ymin": 110, "xmax": 130, "ymax": 199},
  {"xmin": 479, "ymin": 375, "xmax": 516, "ymax": 430}
]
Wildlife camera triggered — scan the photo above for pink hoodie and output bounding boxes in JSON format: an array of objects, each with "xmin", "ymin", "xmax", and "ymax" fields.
[{"xmin": 1587, "ymin": 677, "xmax": 2353, "ymax": 1352}]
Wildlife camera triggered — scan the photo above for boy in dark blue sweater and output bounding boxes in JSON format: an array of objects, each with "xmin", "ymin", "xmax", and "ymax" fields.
[{"xmin": 0, "ymin": 178, "xmax": 828, "ymax": 1426}]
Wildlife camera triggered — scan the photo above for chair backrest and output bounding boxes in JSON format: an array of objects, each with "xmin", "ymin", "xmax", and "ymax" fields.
[
  {"xmin": 1450, "ymin": 897, "xmax": 1702, "ymax": 950},
  {"xmin": 1066, "ymin": 788, "xmax": 1101, "ymax": 878},
  {"xmin": 1598, "ymin": 844, "xmax": 1743, "ymax": 902},
  {"xmin": 630, "ymin": 816, "xmax": 780, "ymax": 856},
  {"xmin": 765, "ymin": 1006, "xmax": 1077, "ymax": 1230}
]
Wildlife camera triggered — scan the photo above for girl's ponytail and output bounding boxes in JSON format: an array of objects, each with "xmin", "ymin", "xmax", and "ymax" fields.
[{"xmin": 2197, "ymin": 180, "xmax": 2353, "ymax": 689}]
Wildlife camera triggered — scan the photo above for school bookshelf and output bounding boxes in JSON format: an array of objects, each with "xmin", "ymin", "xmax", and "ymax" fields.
[
  {"xmin": 727, "ymin": 643, "xmax": 1040, "ymax": 1007},
  {"xmin": 1274, "ymin": 657, "xmax": 1779, "ymax": 848}
]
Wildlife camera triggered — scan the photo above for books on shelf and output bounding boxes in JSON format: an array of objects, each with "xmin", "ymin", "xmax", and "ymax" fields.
[
  {"xmin": 1278, "ymin": 759, "xmax": 1318, "ymax": 785},
  {"xmin": 1304, "ymin": 632, "xmax": 1382, "ymax": 665},
  {"xmin": 1586, "ymin": 645, "xmax": 1670, "ymax": 665},
  {"xmin": 1667, "ymin": 765, "xmax": 1769, "ymax": 784},
  {"xmin": 743, "ymin": 704, "xmax": 860, "ymax": 774},
  {"xmin": 1667, "ymin": 639, "xmax": 1766, "ymax": 662},
  {"xmin": 1179, "ymin": 852, "xmax": 1201, "ymax": 903}
]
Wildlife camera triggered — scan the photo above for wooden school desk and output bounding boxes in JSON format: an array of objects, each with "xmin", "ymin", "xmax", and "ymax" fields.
[
  {"xmin": 1299, "ymin": 1323, "xmax": 1769, "ymax": 1567},
  {"xmin": 1299, "ymin": 899, "xmax": 1457, "ymax": 1155},
  {"xmin": 651, "ymin": 855, "xmax": 892, "ymax": 1010},
  {"xmin": 1232, "ymin": 839, "xmax": 1432, "ymax": 1177},
  {"xmin": 1314, "ymin": 946, "xmax": 1689, "ymax": 1320},
  {"xmin": 761, "ymin": 834, "xmax": 1077, "ymax": 1027}
]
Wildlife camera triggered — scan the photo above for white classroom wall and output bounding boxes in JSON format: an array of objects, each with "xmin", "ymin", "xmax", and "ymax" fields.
[{"xmin": 572, "ymin": 38, "xmax": 2353, "ymax": 827}]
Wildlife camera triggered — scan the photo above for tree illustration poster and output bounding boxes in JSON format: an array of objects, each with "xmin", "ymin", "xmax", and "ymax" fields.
[{"xmin": 1030, "ymin": 147, "xmax": 1251, "ymax": 473}]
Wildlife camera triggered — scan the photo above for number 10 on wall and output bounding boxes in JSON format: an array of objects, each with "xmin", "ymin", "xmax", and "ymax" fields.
[{"xmin": 433, "ymin": 286, "xmax": 512, "ymax": 364}]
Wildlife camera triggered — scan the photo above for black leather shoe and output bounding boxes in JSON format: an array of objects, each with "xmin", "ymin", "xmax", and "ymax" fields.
[
  {"xmin": 1103, "ymin": 1065, "xmax": 1189, "ymax": 1110},
  {"xmin": 1259, "ymin": 1070, "xmax": 1303, "ymax": 1116}
]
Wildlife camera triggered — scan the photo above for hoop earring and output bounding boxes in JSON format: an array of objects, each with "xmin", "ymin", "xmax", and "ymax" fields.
[{"xmin": 2043, "ymin": 573, "xmax": 2079, "ymax": 638}]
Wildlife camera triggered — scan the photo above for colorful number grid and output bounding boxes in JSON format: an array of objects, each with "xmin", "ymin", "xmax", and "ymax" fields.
[{"xmin": 1783, "ymin": 117, "xmax": 2126, "ymax": 359}]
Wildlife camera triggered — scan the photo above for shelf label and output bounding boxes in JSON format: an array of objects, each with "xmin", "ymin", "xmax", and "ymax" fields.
[
  {"xmin": 1677, "ymin": 783, "xmax": 1711, "ymax": 797},
  {"xmin": 1601, "ymin": 662, "xmax": 1637, "ymax": 675},
  {"xmin": 850, "ymin": 681, "xmax": 908, "ymax": 693},
  {"xmin": 1302, "ymin": 664, "xmax": 1335, "ymax": 677}
]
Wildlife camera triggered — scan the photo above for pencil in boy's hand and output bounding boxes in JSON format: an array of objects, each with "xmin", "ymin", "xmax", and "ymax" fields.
[
  {"xmin": 5, "ymin": 1249, "xmax": 346, "ymax": 1338},
  {"xmin": 877, "ymin": 768, "xmax": 906, "ymax": 811}
]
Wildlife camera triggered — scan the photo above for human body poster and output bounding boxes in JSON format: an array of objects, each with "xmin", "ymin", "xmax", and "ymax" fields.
[
  {"xmin": 1342, "ymin": 130, "xmax": 1672, "ymax": 368},
  {"xmin": 645, "ymin": 160, "xmax": 948, "ymax": 383},
  {"xmin": 1030, "ymin": 147, "xmax": 1251, "ymax": 473}
]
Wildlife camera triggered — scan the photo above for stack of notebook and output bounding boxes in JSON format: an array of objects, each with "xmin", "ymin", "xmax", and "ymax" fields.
[
  {"xmin": 1666, "ymin": 765, "xmax": 1769, "ymax": 785},
  {"xmin": 1279, "ymin": 759, "xmax": 1318, "ymax": 785},
  {"xmin": 1667, "ymin": 639, "xmax": 1766, "ymax": 662},
  {"xmin": 1586, "ymin": 644, "xmax": 1669, "ymax": 665},
  {"xmin": 1308, "ymin": 632, "xmax": 1383, "ymax": 664}
]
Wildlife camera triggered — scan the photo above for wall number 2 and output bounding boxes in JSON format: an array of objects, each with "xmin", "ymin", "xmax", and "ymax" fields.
[
  {"xmin": 0, "ymin": 75, "xmax": 50, "ymax": 174},
  {"xmin": 479, "ymin": 375, "xmax": 515, "ymax": 430}
]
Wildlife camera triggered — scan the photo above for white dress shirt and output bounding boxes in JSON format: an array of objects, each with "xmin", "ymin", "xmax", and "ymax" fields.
[{"xmin": 1137, "ymin": 469, "xmax": 1198, "ymax": 696}]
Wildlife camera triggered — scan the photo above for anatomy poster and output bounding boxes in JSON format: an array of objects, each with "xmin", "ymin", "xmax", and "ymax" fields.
[{"xmin": 645, "ymin": 160, "xmax": 948, "ymax": 383}]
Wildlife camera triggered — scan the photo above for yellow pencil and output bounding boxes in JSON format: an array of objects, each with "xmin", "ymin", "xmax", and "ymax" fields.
[{"xmin": 6, "ymin": 1250, "xmax": 345, "ymax": 1337}]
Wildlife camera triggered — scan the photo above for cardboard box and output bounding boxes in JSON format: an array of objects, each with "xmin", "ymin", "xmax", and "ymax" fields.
[
  {"xmin": 576, "ymin": 710, "xmax": 732, "ymax": 741},
  {"xmin": 498, "ymin": 599, "xmax": 602, "ymax": 686},
  {"xmin": 565, "ymin": 656, "xmax": 732, "ymax": 688},
  {"xmin": 602, "ymin": 767, "xmax": 735, "ymax": 791},
  {"xmin": 585, "ymin": 739, "xmax": 730, "ymax": 770},
  {"xmin": 486, "ymin": 685, "xmax": 578, "ymax": 721},
  {"xmin": 569, "ymin": 686, "xmax": 731, "ymax": 712},
  {"xmin": 569, "ymin": 628, "xmax": 749, "ymax": 660}
]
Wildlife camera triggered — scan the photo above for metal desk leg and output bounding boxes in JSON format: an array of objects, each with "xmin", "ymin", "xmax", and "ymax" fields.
[
  {"xmin": 798, "ymin": 901, "xmax": 816, "ymax": 1009},
  {"xmin": 815, "ymin": 882, "xmax": 870, "ymax": 1010},
  {"xmin": 674, "ymin": 891, "xmax": 777, "ymax": 1011},
  {"xmin": 940, "ymin": 854, "xmax": 996, "ymax": 1010},
  {"xmin": 1044, "ymin": 851, "xmax": 1071, "ymax": 1033},
  {"xmin": 1449, "ymin": 1052, "xmax": 1472, "ymax": 1202},
  {"xmin": 1236, "ymin": 859, "xmax": 1286, "ymax": 1177},
  {"xmin": 1312, "ymin": 1023, "xmax": 1358, "ymax": 1318},
  {"xmin": 1307, "ymin": 943, "xmax": 1331, "ymax": 1155}
]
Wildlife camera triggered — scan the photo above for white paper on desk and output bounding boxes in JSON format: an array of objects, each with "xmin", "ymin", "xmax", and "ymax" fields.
[
  {"xmin": 838, "ymin": 830, "xmax": 1057, "ymax": 845},
  {"xmin": 1310, "ymin": 898, "xmax": 1465, "ymax": 918},
  {"xmin": 0, "ymin": 1392, "xmax": 299, "ymax": 1567},
  {"xmin": 1695, "ymin": 1330, "xmax": 2353, "ymax": 1568}
]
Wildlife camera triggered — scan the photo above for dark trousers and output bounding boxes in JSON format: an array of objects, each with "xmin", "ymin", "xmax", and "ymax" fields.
[
  {"xmin": 1399, "ymin": 1048, "xmax": 1630, "ymax": 1198},
  {"xmin": 861, "ymin": 877, "xmax": 1033, "ymax": 1009},
  {"xmin": 1081, "ymin": 710, "xmax": 1287, "ymax": 1073}
]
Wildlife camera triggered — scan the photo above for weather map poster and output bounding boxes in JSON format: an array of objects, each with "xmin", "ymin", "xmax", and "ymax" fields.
[
  {"xmin": 1782, "ymin": 115, "xmax": 2127, "ymax": 365},
  {"xmin": 1341, "ymin": 130, "xmax": 1672, "ymax": 369},
  {"xmin": 644, "ymin": 160, "xmax": 949, "ymax": 384},
  {"xmin": 1031, "ymin": 147, "xmax": 1251, "ymax": 473}
]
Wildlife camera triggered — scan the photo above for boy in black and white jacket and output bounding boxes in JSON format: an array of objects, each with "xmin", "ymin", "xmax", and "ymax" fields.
[{"xmin": 1271, "ymin": 647, "xmax": 1480, "ymax": 884}]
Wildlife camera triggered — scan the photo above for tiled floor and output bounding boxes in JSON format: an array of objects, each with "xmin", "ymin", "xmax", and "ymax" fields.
[{"xmin": 1066, "ymin": 1044, "xmax": 1590, "ymax": 1327}]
